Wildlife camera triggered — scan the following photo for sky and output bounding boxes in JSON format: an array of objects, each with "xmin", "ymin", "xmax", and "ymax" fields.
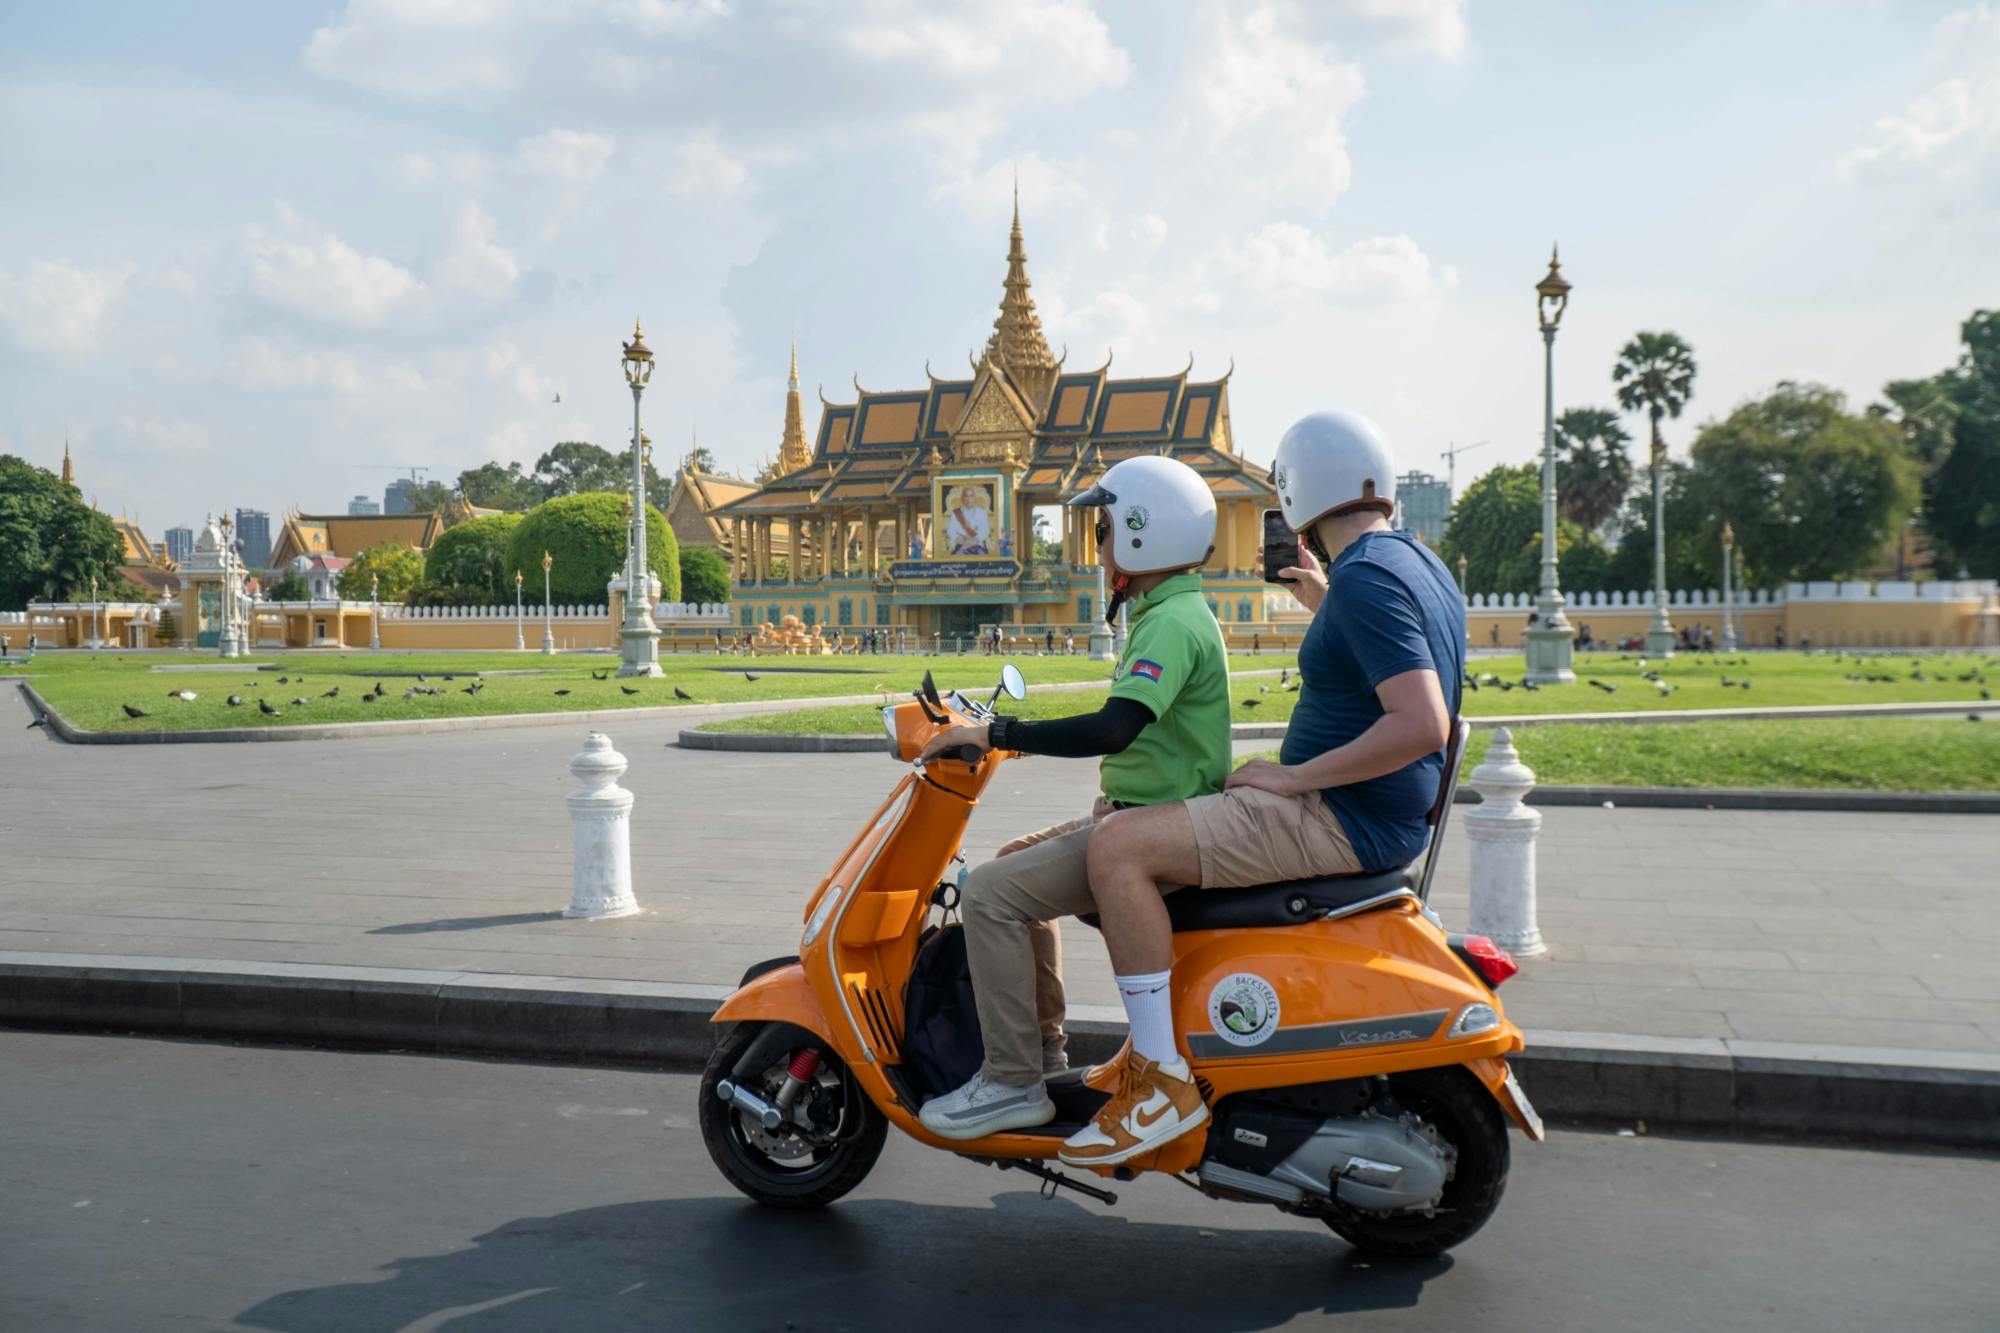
[{"xmin": 1, "ymin": 0, "xmax": 1994, "ymax": 537}]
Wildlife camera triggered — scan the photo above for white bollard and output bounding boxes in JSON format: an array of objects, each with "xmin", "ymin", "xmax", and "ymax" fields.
[
  {"xmin": 1462, "ymin": 727, "xmax": 1547, "ymax": 956},
  {"xmin": 565, "ymin": 733, "xmax": 640, "ymax": 919}
]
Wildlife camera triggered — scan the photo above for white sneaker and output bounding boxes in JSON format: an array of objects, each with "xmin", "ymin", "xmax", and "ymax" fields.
[{"xmin": 919, "ymin": 1073, "xmax": 1056, "ymax": 1140}]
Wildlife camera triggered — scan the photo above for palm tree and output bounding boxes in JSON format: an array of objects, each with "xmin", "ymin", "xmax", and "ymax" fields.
[
  {"xmin": 1613, "ymin": 331, "xmax": 1697, "ymax": 649},
  {"xmin": 1553, "ymin": 407, "xmax": 1632, "ymax": 533}
]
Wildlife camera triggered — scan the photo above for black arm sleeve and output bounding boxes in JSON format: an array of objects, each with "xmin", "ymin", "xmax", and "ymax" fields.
[{"xmin": 996, "ymin": 697, "xmax": 1154, "ymax": 759}]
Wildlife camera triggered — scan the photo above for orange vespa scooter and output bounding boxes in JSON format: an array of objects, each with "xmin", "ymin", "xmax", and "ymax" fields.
[{"xmin": 699, "ymin": 666, "xmax": 1544, "ymax": 1257}]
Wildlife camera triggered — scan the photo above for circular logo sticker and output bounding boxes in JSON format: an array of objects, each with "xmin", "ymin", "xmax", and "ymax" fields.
[
  {"xmin": 1207, "ymin": 973, "xmax": 1280, "ymax": 1047},
  {"xmin": 1123, "ymin": 504, "xmax": 1149, "ymax": 532}
]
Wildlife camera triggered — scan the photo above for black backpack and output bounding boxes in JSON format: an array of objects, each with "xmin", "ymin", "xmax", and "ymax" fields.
[{"xmin": 900, "ymin": 922, "xmax": 985, "ymax": 1097}]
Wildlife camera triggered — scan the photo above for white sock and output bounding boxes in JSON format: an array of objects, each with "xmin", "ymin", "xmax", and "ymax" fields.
[{"xmin": 1114, "ymin": 970, "xmax": 1181, "ymax": 1068}]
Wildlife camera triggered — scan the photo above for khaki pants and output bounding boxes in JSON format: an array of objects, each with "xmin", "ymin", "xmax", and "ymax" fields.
[
  {"xmin": 961, "ymin": 790, "xmax": 1364, "ymax": 1087},
  {"xmin": 960, "ymin": 801, "xmax": 1114, "ymax": 1087}
]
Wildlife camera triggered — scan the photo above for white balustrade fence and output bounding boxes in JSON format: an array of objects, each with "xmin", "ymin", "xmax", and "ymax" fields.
[{"xmin": 1463, "ymin": 582, "xmax": 1994, "ymax": 611}]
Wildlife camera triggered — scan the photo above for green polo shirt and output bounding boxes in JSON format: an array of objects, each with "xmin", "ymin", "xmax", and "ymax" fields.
[{"xmin": 1100, "ymin": 572, "xmax": 1233, "ymax": 807}]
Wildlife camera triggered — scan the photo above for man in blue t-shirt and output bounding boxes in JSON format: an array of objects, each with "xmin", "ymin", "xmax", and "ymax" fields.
[{"xmin": 1073, "ymin": 411, "xmax": 1463, "ymax": 1164}]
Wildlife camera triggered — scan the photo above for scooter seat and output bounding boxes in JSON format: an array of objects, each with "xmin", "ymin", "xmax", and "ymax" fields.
[{"xmin": 1079, "ymin": 864, "xmax": 1417, "ymax": 933}]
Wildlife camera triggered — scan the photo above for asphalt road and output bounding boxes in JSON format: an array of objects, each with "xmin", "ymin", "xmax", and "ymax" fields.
[{"xmin": 2, "ymin": 1033, "xmax": 1994, "ymax": 1333}]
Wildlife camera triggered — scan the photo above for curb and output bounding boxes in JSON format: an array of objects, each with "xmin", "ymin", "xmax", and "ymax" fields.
[{"xmin": 2, "ymin": 952, "xmax": 1994, "ymax": 1149}]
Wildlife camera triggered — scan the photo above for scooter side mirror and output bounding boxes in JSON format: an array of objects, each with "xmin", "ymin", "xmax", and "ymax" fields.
[{"xmin": 1000, "ymin": 663, "xmax": 1026, "ymax": 700}]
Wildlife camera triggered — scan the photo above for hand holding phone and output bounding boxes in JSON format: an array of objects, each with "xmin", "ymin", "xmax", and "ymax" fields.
[{"xmin": 1261, "ymin": 509, "xmax": 1299, "ymax": 585}]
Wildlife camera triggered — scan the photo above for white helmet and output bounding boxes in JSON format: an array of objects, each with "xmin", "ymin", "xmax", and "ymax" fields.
[
  {"xmin": 1271, "ymin": 411, "xmax": 1396, "ymax": 536},
  {"xmin": 1068, "ymin": 454, "xmax": 1216, "ymax": 575}
]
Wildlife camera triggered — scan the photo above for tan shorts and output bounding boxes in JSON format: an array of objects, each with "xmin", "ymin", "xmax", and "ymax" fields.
[{"xmin": 1184, "ymin": 786, "xmax": 1363, "ymax": 888}]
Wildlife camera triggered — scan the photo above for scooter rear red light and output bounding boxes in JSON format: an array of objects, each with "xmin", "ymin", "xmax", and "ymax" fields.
[{"xmin": 1448, "ymin": 933, "xmax": 1518, "ymax": 987}]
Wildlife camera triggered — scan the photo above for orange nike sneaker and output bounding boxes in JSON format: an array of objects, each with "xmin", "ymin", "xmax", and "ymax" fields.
[{"xmin": 1057, "ymin": 1051, "xmax": 1207, "ymax": 1168}]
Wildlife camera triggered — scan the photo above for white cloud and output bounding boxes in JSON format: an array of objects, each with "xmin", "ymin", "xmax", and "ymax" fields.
[
  {"xmin": 1324, "ymin": 0, "xmax": 1469, "ymax": 62},
  {"xmin": 387, "ymin": 151, "xmax": 437, "ymax": 188},
  {"xmin": 1215, "ymin": 224, "xmax": 1457, "ymax": 305},
  {"xmin": 517, "ymin": 128, "xmax": 615, "ymax": 182},
  {"xmin": 661, "ymin": 132, "xmax": 751, "ymax": 197},
  {"xmin": 1839, "ymin": 4, "xmax": 2000, "ymax": 182},
  {"xmin": 240, "ymin": 202, "xmax": 425, "ymax": 327},
  {"xmin": 1199, "ymin": 3, "xmax": 1367, "ymax": 207},
  {"xmin": 436, "ymin": 200, "xmax": 520, "ymax": 298},
  {"xmin": 0, "ymin": 259, "xmax": 135, "ymax": 352},
  {"xmin": 483, "ymin": 340, "xmax": 558, "ymax": 405},
  {"xmin": 235, "ymin": 337, "xmax": 428, "ymax": 397}
]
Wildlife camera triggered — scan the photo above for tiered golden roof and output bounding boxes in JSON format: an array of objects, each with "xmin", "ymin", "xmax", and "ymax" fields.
[
  {"xmin": 980, "ymin": 185, "xmax": 1060, "ymax": 414},
  {"xmin": 761, "ymin": 337, "xmax": 814, "ymax": 483}
]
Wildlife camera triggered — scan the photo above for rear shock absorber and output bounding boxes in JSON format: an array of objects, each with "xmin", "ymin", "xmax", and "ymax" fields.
[{"xmin": 774, "ymin": 1048, "xmax": 822, "ymax": 1116}]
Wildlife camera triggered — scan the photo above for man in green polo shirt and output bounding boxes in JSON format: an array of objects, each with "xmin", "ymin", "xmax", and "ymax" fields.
[{"xmin": 914, "ymin": 456, "xmax": 1231, "ymax": 1140}]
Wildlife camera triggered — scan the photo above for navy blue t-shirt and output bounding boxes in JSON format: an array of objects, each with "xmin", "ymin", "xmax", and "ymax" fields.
[{"xmin": 1278, "ymin": 530, "xmax": 1466, "ymax": 872}]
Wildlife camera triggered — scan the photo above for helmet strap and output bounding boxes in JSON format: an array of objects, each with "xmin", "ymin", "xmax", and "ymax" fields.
[{"xmin": 1105, "ymin": 572, "xmax": 1132, "ymax": 627}]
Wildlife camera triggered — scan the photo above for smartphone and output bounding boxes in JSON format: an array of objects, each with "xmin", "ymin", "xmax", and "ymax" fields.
[{"xmin": 1262, "ymin": 508, "xmax": 1300, "ymax": 584}]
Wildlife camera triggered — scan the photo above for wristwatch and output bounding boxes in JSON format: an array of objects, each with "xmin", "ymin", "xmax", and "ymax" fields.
[{"xmin": 988, "ymin": 714, "xmax": 1016, "ymax": 752}]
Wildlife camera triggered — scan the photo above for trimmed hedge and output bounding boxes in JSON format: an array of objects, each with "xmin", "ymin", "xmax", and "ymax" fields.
[
  {"xmin": 502, "ymin": 492, "xmax": 679, "ymax": 605},
  {"xmin": 423, "ymin": 513, "xmax": 523, "ymax": 601}
]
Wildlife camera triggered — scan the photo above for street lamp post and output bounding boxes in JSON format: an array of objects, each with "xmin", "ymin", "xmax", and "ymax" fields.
[
  {"xmin": 1456, "ymin": 553, "xmax": 1471, "ymax": 650},
  {"xmin": 1524, "ymin": 245, "xmax": 1575, "ymax": 685},
  {"xmin": 618, "ymin": 320, "xmax": 663, "ymax": 677},
  {"xmin": 370, "ymin": 573, "xmax": 382, "ymax": 651},
  {"xmin": 89, "ymin": 576, "xmax": 101, "ymax": 649},
  {"xmin": 541, "ymin": 550, "xmax": 555, "ymax": 655},
  {"xmin": 514, "ymin": 570, "xmax": 525, "ymax": 651},
  {"xmin": 1719, "ymin": 522, "xmax": 1738, "ymax": 652},
  {"xmin": 1645, "ymin": 439, "xmax": 1677, "ymax": 655},
  {"xmin": 1087, "ymin": 503, "xmax": 1112, "ymax": 662}
]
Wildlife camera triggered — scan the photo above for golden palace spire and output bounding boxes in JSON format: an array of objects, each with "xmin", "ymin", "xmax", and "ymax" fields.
[
  {"xmin": 767, "ymin": 336, "xmax": 812, "ymax": 480},
  {"xmin": 61, "ymin": 435, "xmax": 74, "ymax": 488},
  {"xmin": 981, "ymin": 184, "xmax": 1058, "ymax": 410}
]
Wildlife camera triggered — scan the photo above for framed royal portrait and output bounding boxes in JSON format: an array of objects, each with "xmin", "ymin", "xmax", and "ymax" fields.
[{"xmin": 930, "ymin": 472, "xmax": 1010, "ymax": 561}]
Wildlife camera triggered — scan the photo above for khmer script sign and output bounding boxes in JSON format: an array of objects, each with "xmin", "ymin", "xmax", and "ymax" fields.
[{"xmin": 890, "ymin": 560, "xmax": 1021, "ymax": 581}]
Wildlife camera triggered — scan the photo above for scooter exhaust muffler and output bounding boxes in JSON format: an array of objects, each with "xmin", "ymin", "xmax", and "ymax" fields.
[{"xmin": 715, "ymin": 1079, "xmax": 784, "ymax": 1131}]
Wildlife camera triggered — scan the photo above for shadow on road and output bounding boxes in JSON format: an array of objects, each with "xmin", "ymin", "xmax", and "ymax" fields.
[
  {"xmin": 237, "ymin": 1192, "xmax": 1451, "ymax": 1332},
  {"xmin": 370, "ymin": 912, "xmax": 565, "ymax": 935}
]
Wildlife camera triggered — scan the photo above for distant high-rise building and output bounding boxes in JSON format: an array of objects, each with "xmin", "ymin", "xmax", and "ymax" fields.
[
  {"xmin": 164, "ymin": 526, "xmax": 194, "ymax": 564},
  {"xmin": 348, "ymin": 494, "xmax": 382, "ymax": 515},
  {"xmin": 1396, "ymin": 470, "xmax": 1451, "ymax": 547},
  {"xmin": 233, "ymin": 508, "xmax": 273, "ymax": 570},
  {"xmin": 384, "ymin": 478, "xmax": 420, "ymax": 514}
]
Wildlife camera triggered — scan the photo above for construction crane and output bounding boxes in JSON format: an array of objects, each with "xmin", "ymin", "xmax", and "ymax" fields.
[{"xmin": 1439, "ymin": 441, "xmax": 1489, "ymax": 496}]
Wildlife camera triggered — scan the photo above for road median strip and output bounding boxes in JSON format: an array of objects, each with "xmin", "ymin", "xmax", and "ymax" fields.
[{"xmin": 2, "ymin": 951, "xmax": 1992, "ymax": 1149}]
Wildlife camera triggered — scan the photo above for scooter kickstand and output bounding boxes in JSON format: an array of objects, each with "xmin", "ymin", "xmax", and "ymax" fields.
[{"xmin": 988, "ymin": 1157, "xmax": 1118, "ymax": 1206}]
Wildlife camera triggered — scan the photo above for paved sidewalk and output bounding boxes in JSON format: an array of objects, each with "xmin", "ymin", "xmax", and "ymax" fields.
[{"xmin": 3, "ymin": 691, "xmax": 1997, "ymax": 1054}]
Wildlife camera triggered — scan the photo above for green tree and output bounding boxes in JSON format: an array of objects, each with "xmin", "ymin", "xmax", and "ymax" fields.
[
  {"xmin": 685, "ymin": 444, "xmax": 719, "ymax": 475},
  {"xmin": 406, "ymin": 480, "xmax": 458, "ymax": 519},
  {"xmin": 422, "ymin": 512, "xmax": 523, "ymax": 601},
  {"xmin": 1604, "ymin": 463, "xmax": 1713, "ymax": 591},
  {"xmin": 678, "ymin": 544, "xmax": 732, "ymax": 604},
  {"xmin": 503, "ymin": 493, "xmax": 679, "ymax": 605},
  {"xmin": 0, "ymin": 455, "xmax": 126, "ymax": 609},
  {"xmin": 263, "ymin": 570, "xmax": 309, "ymax": 601},
  {"xmin": 1439, "ymin": 464, "xmax": 1539, "ymax": 594},
  {"xmin": 1918, "ymin": 310, "xmax": 2000, "ymax": 577},
  {"xmin": 1613, "ymin": 331, "xmax": 1698, "ymax": 470},
  {"xmin": 1553, "ymin": 407, "xmax": 1633, "ymax": 533},
  {"xmin": 1686, "ymin": 382, "xmax": 1918, "ymax": 583},
  {"xmin": 336, "ymin": 542, "xmax": 425, "ymax": 600},
  {"xmin": 533, "ymin": 442, "xmax": 622, "ymax": 496},
  {"xmin": 456, "ymin": 461, "xmax": 544, "ymax": 511}
]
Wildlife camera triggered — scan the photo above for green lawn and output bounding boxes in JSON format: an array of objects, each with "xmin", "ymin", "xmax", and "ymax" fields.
[
  {"xmin": 1234, "ymin": 718, "xmax": 1983, "ymax": 792},
  {"xmin": 6, "ymin": 648, "xmax": 1295, "ymax": 734},
  {"xmin": 1446, "ymin": 718, "xmax": 1999, "ymax": 791},
  {"xmin": 704, "ymin": 649, "xmax": 1998, "ymax": 734}
]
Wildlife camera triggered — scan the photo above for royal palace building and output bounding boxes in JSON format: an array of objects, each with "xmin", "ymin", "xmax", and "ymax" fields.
[{"xmin": 701, "ymin": 202, "xmax": 1282, "ymax": 641}]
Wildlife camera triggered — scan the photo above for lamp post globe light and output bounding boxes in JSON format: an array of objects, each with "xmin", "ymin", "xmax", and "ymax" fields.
[
  {"xmin": 1719, "ymin": 521, "xmax": 1738, "ymax": 653},
  {"xmin": 514, "ymin": 569, "xmax": 525, "ymax": 651},
  {"xmin": 541, "ymin": 549, "xmax": 555, "ymax": 655},
  {"xmin": 1524, "ymin": 246, "xmax": 1575, "ymax": 685},
  {"xmin": 618, "ymin": 319, "xmax": 664, "ymax": 677}
]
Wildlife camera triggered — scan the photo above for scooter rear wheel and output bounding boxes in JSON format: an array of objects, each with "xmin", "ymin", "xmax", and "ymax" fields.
[
  {"xmin": 1322, "ymin": 1065, "xmax": 1511, "ymax": 1258},
  {"xmin": 700, "ymin": 1022, "xmax": 888, "ymax": 1210}
]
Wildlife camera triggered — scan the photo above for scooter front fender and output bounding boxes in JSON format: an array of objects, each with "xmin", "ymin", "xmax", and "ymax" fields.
[{"xmin": 712, "ymin": 960, "xmax": 831, "ymax": 1042}]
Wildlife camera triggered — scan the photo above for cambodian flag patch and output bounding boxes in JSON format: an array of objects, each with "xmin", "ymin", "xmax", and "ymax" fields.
[{"xmin": 1130, "ymin": 659, "xmax": 1165, "ymax": 683}]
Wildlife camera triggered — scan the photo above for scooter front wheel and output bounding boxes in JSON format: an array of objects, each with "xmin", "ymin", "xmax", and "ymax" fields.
[{"xmin": 699, "ymin": 1022, "xmax": 888, "ymax": 1210}]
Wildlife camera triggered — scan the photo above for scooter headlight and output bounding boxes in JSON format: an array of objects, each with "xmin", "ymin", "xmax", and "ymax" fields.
[
  {"xmin": 1447, "ymin": 1003, "xmax": 1501, "ymax": 1038},
  {"xmin": 802, "ymin": 886, "xmax": 841, "ymax": 948}
]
